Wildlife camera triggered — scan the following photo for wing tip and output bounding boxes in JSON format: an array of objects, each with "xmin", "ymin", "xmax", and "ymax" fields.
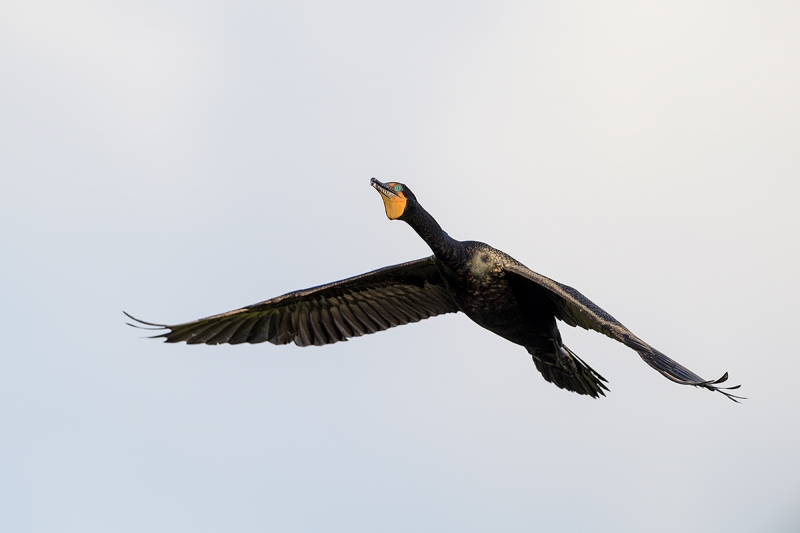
[
  {"xmin": 123, "ymin": 311, "xmax": 173, "ymax": 341},
  {"xmin": 694, "ymin": 372, "xmax": 745, "ymax": 402},
  {"xmin": 123, "ymin": 310, "xmax": 168, "ymax": 328}
]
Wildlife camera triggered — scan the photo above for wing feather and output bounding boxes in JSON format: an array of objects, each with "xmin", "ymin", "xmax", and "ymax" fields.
[
  {"xmin": 503, "ymin": 261, "xmax": 742, "ymax": 401},
  {"xmin": 228, "ymin": 316, "xmax": 260, "ymax": 345},
  {"xmin": 125, "ymin": 256, "xmax": 460, "ymax": 348}
]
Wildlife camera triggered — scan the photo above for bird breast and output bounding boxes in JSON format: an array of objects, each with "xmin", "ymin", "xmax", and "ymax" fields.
[{"xmin": 438, "ymin": 245, "xmax": 523, "ymax": 334}]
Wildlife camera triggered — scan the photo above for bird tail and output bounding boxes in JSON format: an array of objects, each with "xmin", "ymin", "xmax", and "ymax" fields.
[{"xmin": 528, "ymin": 344, "xmax": 609, "ymax": 398}]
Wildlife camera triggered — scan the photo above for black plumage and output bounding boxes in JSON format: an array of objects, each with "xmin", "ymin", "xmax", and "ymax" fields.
[
  {"xmin": 127, "ymin": 178, "xmax": 742, "ymax": 401},
  {"xmin": 126, "ymin": 257, "xmax": 457, "ymax": 347}
]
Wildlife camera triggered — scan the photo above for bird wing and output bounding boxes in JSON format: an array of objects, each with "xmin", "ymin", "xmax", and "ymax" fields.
[
  {"xmin": 126, "ymin": 256, "xmax": 459, "ymax": 347},
  {"xmin": 503, "ymin": 261, "xmax": 742, "ymax": 401}
]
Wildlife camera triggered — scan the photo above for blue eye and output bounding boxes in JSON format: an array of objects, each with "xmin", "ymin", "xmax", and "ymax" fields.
[{"xmin": 394, "ymin": 184, "xmax": 402, "ymax": 192}]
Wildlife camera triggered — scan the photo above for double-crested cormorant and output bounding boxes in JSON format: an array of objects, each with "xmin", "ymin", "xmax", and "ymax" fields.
[{"xmin": 127, "ymin": 178, "xmax": 742, "ymax": 401}]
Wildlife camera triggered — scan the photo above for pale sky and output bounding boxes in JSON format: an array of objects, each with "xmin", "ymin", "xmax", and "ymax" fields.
[{"xmin": 1, "ymin": 1, "xmax": 799, "ymax": 531}]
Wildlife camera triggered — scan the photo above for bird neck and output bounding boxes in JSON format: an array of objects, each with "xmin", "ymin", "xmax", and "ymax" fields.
[{"xmin": 403, "ymin": 204, "xmax": 465, "ymax": 267}]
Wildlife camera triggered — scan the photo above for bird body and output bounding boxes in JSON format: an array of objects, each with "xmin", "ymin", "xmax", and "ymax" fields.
[
  {"xmin": 435, "ymin": 243, "xmax": 544, "ymax": 347},
  {"xmin": 127, "ymin": 178, "xmax": 741, "ymax": 401}
]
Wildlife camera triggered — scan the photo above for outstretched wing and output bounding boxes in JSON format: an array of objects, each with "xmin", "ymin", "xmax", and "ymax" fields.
[
  {"xmin": 126, "ymin": 256, "xmax": 460, "ymax": 347},
  {"xmin": 503, "ymin": 261, "xmax": 742, "ymax": 401}
]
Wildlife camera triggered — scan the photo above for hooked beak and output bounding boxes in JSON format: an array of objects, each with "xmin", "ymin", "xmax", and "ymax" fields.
[{"xmin": 370, "ymin": 177, "xmax": 398, "ymax": 199}]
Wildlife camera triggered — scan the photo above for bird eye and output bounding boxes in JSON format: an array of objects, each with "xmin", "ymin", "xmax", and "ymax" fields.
[{"xmin": 394, "ymin": 184, "xmax": 402, "ymax": 192}]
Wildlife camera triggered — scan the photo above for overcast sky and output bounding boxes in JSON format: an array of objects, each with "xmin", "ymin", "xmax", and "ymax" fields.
[{"xmin": 1, "ymin": 1, "xmax": 799, "ymax": 531}]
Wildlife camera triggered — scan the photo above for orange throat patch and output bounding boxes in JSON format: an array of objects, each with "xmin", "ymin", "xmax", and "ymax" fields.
[{"xmin": 380, "ymin": 192, "xmax": 407, "ymax": 219}]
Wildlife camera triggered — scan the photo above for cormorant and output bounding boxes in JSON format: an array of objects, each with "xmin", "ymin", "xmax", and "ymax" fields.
[{"xmin": 126, "ymin": 178, "xmax": 742, "ymax": 401}]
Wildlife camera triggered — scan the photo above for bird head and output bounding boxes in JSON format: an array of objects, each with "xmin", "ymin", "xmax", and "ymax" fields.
[{"xmin": 370, "ymin": 178, "xmax": 417, "ymax": 220}]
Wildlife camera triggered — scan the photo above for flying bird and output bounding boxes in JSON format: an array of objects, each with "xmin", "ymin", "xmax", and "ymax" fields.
[{"xmin": 127, "ymin": 178, "xmax": 742, "ymax": 401}]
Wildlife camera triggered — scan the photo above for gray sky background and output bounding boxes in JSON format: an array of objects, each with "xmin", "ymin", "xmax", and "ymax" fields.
[{"xmin": 1, "ymin": 1, "xmax": 799, "ymax": 531}]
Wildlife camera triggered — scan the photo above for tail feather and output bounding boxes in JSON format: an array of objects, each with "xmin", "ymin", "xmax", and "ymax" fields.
[{"xmin": 528, "ymin": 344, "xmax": 609, "ymax": 398}]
